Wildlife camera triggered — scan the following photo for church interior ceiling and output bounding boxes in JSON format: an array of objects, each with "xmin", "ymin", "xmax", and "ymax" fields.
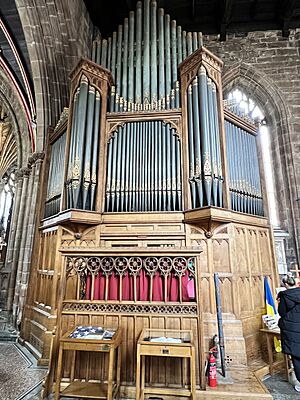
[{"xmin": 84, "ymin": 0, "xmax": 300, "ymax": 39}]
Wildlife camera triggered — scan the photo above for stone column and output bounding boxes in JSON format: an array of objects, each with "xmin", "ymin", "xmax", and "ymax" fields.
[
  {"xmin": 6, "ymin": 167, "xmax": 31, "ymax": 311},
  {"xmin": 4, "ymin": 170, "xmax": 24, "ymax": 309},
  {"xmin": 13, "ymin": 152, "xmax": 44, "ymax": 323}
]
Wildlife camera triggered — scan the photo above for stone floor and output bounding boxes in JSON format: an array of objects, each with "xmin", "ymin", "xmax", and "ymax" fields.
[
  {"xmin": 263, "ymin": 372, "xmax": 300, "ymax": 400},
  {"xmin": 0, "ymin": 310, "xmax": 299, "ymax": 399}
]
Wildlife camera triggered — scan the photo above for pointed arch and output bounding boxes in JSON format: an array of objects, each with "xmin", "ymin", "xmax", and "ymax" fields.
[{"xmin": 222, "ymin": 62, "xmax": 299, "ymax": 263}]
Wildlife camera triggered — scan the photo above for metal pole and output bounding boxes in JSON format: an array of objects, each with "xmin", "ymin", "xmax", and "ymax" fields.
[{"xmin": 214, "ymin": 272, "xmax": 226, "ymax": 377}]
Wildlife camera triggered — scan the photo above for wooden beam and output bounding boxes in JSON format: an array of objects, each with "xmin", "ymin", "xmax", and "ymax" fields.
[
  {"xmin": 218, "ymin": 0, "xmax": 234, "ymax": 42},
  {"xmin": 281, "ymin": 0, "xmax": 297, "ymax": 37}
]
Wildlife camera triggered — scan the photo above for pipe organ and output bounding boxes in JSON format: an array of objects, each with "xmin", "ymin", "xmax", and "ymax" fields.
[
  {"xmin": 105, "ymin": 121, "xmax": 182, "ymax": 212},
  {"xmin": 44, "ymin": 130, "xmax": 66, "ymax": 218},
  {"xmin": 23, "ymin": 0, "xmax": 279, "ymax": 397}
]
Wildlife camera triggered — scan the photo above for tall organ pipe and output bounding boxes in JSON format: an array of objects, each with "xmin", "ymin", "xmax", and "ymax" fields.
[
  {"xmin": 212, "ymin": 82, "xmax": 223, "ymax": 207},
  {"xmin": 107, "ymin": 37, "xmax": 112, "ymax": 71},
  {"xmin": 136, "ymin": 2, "xmax": 142, "ymax": 105},
  {"xmin": 90, "ymin": 92, "xmax": 101, "ymax": 211},
  {"xmin": 128, "ymin": 12, "xmax": 134, "ymax": 105},
  {"xmin": 150, "ymin": 1, "xmax": 157, "ymax": 104},
  {"xmin": 116, "ymin": 25, "xmax": 123, "ymax": 111},
  {"xmin": 171, "ymin": 20, "xmax": 177, "ymax": 90},
  {"xmin": 82, "ymin": 86, "xmax": 96, "ymax": 210},
  {"xmin": 111, "ymin": 132, "xmax": 118, "ymax": 211},
  {"xmin": 182, "ymin": 31, "xmax": 187, "ymax": 60},
  {"xmin": 176, "ymin": 136, "xmax": 182, "ymax": 210},
  {"xmin": 106, "ymin": 138, "xmax": 113, "ymax": 212},
  {"xmin": 72, "ymin": 76, "xmax": 89, "ymax": 208},
  {"xmin": 67, "ymin": 89, "xmax": 79, "ymax": 209},
  {"xmin": 96, "ymin": 37, "xmax": 101, "ymax": 65},
  {"xmin": 101, "ymin": 39, "xmax": 107, "ymax": 68},
  {"xmin": 143, "ymin": 0, "xmax": 150, "ymax": 105},
  {"xmin": 198, "ymin": 67, "xmax": 212, "ymax": 206},
  {"xmin": 165, "ymin": 14, "xmax": 171, "ymax": 109},
  {"xmin": 177, "ymin": 26, "xmax": 182, "ymax": 64},
  {"xmin": 122, "ymin": 19, "xmax": 129, "ymax": 110},
  {"xmin": 158, "ymin": 8, "xmax": 165, "ymax": 106},
  {"xmin": 187, "ymin": 32, "xmax": 193, "ymax": 55},
  {"xmin": 120, "ymin": 124, "xmax": 127, "ymax": 209},
  {"xmin": 126, "ymin": 123, "xmax": 132, "ymax": 210},
  {"xmin": 154, "ymin": 121, "xmax": 159, "ymax": 210},
  {"xmin": 171, "ymin": 129, "xmax": 177, "ymax": 210},
  {"xmin": 191, "ymin": 77, "xmax": 203, "ymax": 208},
  {"xmin": 207, "ymin": 78, "xmax": 218, "ymax": 207},
  {"xmin": 166, "ymin": 124, "xmax": 172, "ymax": 210},
  {"xmin": 150, "ymin": 121, "xmax": 155, "ymax": 210},
  {"xmin": 187, "ymin": 85, "xmax": 196, "ymax": 208}
]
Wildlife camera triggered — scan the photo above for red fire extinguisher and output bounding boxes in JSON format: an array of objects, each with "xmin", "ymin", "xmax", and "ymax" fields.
[{"xmin": 208, "ymin": 349, "xmax": 217, "ymax": 387}]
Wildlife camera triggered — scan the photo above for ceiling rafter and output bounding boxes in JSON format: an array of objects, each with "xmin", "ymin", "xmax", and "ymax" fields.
[
  {"xmin": 281, "ymin": 0, "xmax": 297, "ymax": 37},
  {"xmin": 218, "ymin": 0, "xmax": 234, "ymax": 42}
]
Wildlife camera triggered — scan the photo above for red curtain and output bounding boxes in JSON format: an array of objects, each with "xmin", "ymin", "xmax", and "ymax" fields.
[{"xmin": 85, "ymin": 271, "xmax": 195, "ymax": 302}]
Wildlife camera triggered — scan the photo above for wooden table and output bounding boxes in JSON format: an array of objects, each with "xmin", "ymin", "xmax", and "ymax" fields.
[
  {"xmin": 260, "ymin": 328, "xmax": 289, "ymax": 377},
  {"xmin": 136, "ymin": 328, "xmax": 196, "ymax": 400},
  {"xmin": 55, "ymin": 326, "xmax": 122, "ymax": 400}
]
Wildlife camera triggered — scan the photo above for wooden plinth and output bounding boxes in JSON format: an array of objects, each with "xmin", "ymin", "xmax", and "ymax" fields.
[
  {"xmin": 55, "ymin": 326, "xmax": 122, "ymax": 400},
  {"xmin": 136, "ymin": 328, "xmax": 196, "ymax": 400}
]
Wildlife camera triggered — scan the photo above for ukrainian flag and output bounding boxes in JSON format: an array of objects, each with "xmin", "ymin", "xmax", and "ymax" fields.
[{"xmin": 264, "ymin": 276, "xmax": 281, "ymax": 352}]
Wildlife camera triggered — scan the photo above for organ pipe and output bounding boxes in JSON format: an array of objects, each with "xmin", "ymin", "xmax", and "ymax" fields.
[
  {"xmin": 45, "ymin": 132, "xmax": 66, "ymax": 218},
  {"xmin": 225, "ymin": 118, "xmax": 263, "ymax": 216},
  {"xmin": 150, "ymin": 1, "xmax": 157, "ymax": 105},
  {"xmin": 91, "ymin": 0, "xmax": 209, "ymax": 112},
  {"xmin": 63, "ymin": 0, "xmax": 265, "ymax": 220},
  {"xmin": 106, "ymin": 121, "xmax": 182, "ymax": 212},
  {"xmin": 66, "ymin": 75, "xmax": 102, "ymax": 211}
]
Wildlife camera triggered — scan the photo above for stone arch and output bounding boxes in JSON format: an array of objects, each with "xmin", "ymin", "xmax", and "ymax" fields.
[
  {"xmin": 0, "ymin": 68, "xmax": 31, "ymax": 168},
  {"xmin": 222, "ymin": 62, "xmax": 299, "ymax": 263},
  {"xmin": 15, "ymin": 0, "xmax": 94, "ymax": 151}
]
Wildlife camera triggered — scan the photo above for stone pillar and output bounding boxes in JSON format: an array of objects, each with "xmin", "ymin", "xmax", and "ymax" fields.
[
  {"xmin": 13, "ymin": 152, "xmax": 44, "ymax": 323},
  {"xmin": 6, "ymin": 167, "xmax": 31, "ymax": 311},
  {"xmin": 4, "ymin": 170, "xmax": 24, "ymax": 309}
]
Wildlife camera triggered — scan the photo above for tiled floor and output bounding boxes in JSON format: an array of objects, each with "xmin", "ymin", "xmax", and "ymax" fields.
[
  {"xmin": 0, "ymin": 311, "xmax": 299, "ymax": 399},
  {"xmin": 0, "ymin": 342, "xmax": 47, "ymax": 400}
]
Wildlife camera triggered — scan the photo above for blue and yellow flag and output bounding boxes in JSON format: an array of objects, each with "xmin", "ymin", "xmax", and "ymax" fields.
[{"xmin": 264, "ymin": 276, "xmax": 281, "ymax": 352}]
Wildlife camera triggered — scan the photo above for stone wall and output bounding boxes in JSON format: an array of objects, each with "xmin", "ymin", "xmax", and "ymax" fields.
[
  {"xmin": 204, "ymin": 29, "xmax": 300, "ymax": 266},
  {"xmin": 16, "ymin": 0, "xmax": 94, "ymax": 150}
]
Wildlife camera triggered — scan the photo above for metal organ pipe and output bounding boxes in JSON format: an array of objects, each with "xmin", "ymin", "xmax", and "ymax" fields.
[
  {"xmin": 105, "ymin": 121, "xmax": 182, "ymax": 212},
  {"xmin": 211, "ymin": 83, "xmax": 223, "ymax": 207},
  {"xmin": 136, "ymin": 2, "xmax": 142, "ymax": 106},
  {"xmin": 122, "ymin": 18, "xmax": 129, "ymax": 111},
  {"xmin": 91, "ymin": 0, "xmax": 209, "ymax": 112},
  {"xmin": 225, "ymin": 118, "xmax": 263, "ymax": 216},
  {"xmin": 143, "ymin": 0, "xmax": 150, "ymax": 105},
  {"xmin": 150, "ymin": 1, "xmax": 157, "ymax": 105},
  {"xmin": 127, "ymin": 11, "xmax": 134, "ymax": 111},
  {"xmin": 82, "ymin": 86, "xmax": 96, "ymax": 210},
  {"xmin": 158, "ymin": 8, "xmax": 165, "ymax": 108}
]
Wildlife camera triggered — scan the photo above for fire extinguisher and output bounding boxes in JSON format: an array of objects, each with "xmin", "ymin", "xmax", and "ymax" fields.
[{"xmin": 208, "ymin": 349, "xmax": 217, "ymax": 387}]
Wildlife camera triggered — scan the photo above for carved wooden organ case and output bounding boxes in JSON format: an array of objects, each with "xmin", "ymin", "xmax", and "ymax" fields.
[{"xmin": 23, "ymin": 0, "xmax": 278, "ymax": 396}]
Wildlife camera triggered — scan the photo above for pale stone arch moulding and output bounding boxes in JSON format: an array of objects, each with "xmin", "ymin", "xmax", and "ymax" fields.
[
  {"xmin": 15, "ymin": 0, "xmax": 94, "ymax": 151},
  {"xmin": 0, "ymin": 68, "xmax": 31, "ymax": 169},
  {"xmin": 222, "ymin": 62, "xmax": 299, "ymax": 264}
]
